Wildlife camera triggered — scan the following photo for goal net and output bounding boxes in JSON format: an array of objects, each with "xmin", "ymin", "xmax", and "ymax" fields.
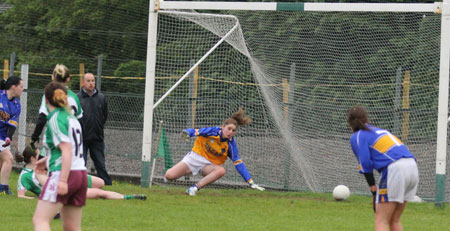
[{"xmin": 150, "ymin": 9, "xmax": 444, "ymax": 199}]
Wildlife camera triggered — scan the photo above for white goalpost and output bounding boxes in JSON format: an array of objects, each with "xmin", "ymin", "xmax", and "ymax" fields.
[{"xmin": 142, "ymin": 0, "xmax": 450, "ymax": 207}]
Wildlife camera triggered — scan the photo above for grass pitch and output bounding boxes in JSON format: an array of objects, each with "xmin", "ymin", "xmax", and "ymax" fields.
[{"xmin": 2, "ymin": 171, "xmax": 448, "ymax": 231}]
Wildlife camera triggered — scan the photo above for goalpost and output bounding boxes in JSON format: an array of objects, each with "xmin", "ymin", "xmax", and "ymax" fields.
[{"xmin": 142, "ymin": 0, "xmax": 450, "ymax": 207}]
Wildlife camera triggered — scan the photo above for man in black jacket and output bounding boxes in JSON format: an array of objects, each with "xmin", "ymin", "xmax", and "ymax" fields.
[{"xmin": 78, "ymin": 73, "xmax": 112, "ymax": 185}]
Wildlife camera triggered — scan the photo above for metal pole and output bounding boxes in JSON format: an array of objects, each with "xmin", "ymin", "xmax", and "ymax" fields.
[{"xmin": 97, "ymin": 54, "xmax": 103, "ymax": 91}]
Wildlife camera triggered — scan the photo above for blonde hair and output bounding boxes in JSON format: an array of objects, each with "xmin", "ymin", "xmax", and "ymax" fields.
[
  {"xmin": 52, "ymin": 64, "xmax": 70, "ymax": 83},
  {"xmin": 223, "ymin": 108, "xmax": 251, "ymax": 127}
]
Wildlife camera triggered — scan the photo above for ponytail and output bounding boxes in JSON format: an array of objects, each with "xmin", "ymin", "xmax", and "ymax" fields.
[
  {"xmin": 15, "ymin": 146, "xmax": 36, "ymax": 164},
  {"xmin": 44, "ymin": 82, "xmax": 68, "ymax": 108},
  {"xmin": 223, "ymin": 108, "xmax": 251, "ymax": 128}
]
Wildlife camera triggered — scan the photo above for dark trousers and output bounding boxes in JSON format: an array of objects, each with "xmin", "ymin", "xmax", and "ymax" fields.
[{"xmin": 83, "ymin": 140, "xmax": 112, "ymax": 185}]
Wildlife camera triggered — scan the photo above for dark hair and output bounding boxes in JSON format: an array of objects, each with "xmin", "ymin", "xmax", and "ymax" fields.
[
  {"xmin": 45, "ymin": 82, "xmax": 68, "ymax": 108},
  {"xmin": 15, "ymin": 146, "xmax": 36, "ymax": 164},
  {"xmin": 0, "ymin": 76, "xmax": 22, "ymax": 90},
  {"xmin": 347, "ymin": 106, "xmax": 369, "ymax": 132},
  {"xmin": 52, "ymin": 64, "xmax": 70, "ymax": 83},
  {"xmin": 223, "ymin": 108, "xmax": 251, "ymax": 128}
]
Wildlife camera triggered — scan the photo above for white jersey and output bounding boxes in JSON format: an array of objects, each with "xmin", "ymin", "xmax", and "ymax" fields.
[
  {"xmin": 43, "ymin": 107, "xmax": 86, "ymax": 172},
  {"xmin": 39, "ymin": 88, "xmax": 83, "ymax": 119}
]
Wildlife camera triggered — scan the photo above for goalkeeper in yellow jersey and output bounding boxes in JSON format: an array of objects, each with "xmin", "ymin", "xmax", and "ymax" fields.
[{"xmin": 165, "ymin": 108, "xmax": 265, "ymax": 196}]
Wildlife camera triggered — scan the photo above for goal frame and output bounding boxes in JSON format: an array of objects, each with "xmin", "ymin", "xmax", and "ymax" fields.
[{"xmin": 142, "ymin": 0, "xmax": 450, "ymax": 207}]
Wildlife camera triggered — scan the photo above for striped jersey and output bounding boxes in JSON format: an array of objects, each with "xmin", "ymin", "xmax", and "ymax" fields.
[
  {"xmin": 43, "ymin": 107, "xmax": 86, "ymax": 172},
  {"xmin": 39, "ymin": 88, "xmax": 83, "ymax": 119},
  {"xmin": 350, "ymin": 125, "xmax": 415, "ymax": 174},
  {"xmin": 17, "ymin": 167, "xmax": 42, "ymax": 196},
  {"xmin": 184, "ymin": 127, "xmax": 252, "ymax": 182},
  {"xmin": 0, "ymin": 90, "xmax": 21, "ymax": 139}
]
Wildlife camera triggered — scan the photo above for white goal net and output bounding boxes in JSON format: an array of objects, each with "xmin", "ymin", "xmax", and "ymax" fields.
[{"xmin": 151, "ymin": 9, "xmax": 443, "ymax": 199}]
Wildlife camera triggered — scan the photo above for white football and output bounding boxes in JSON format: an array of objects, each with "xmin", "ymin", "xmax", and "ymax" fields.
[
  {"xmin": 333, "ymin": 185, "xmax": 350, "ymax": 201},
  {"xmin": 412, "ymin": 195, "xmax": 423, "ymax": 203}
]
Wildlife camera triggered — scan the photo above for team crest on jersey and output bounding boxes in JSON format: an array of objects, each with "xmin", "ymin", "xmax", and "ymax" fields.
[
  {"xmin": 0, "ymin": 110, "xmax": 10, "ymax": 122},
  {"xmin": 0, "ymin": 103, "xmax": 3, "ymax": 108},
  {"xmin": 205, "ymin": 138, "xmax": 225, "ymax": 157}
]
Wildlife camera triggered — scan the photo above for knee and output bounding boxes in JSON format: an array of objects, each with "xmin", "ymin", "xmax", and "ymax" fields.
[
  {"xmin": 32, "ymin": 214, "xmax": 46, "ymax": 228},
  {"xmin": 3, "ymin": 153, "xmax": 13, "ymax": 165},
  {"xmin": 164, "ymin": 170, "xmax": 176, "ymax": 180},
  {"xmin": 217, "ymin": 167, "xmax": 226, "ymax": 177},
  {"xmin": 390, "ymin": 221, "xmax": 403, "ymax": 231}
]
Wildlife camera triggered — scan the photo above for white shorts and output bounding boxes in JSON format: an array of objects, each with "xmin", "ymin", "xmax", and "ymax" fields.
[
  {"xmin": 379, "ymin": 158, "xmax": 419, "ymax": 203},
  {"xmin": 181, "ymin": 151, "xmax": 213, "ymax": 176},
  {"xmin": 40, "ymin": 171, "xmax": 60, "ymax": 203},
  {"xmin": 0, "ymin": 139, "xmax": 11, "ymax": 152}
]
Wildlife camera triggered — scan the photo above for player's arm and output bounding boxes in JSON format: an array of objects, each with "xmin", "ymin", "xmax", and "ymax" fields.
[
  {"xmin": 3, "ymin": 111, "xmax": 19, "ymax": 147},
  {"xmin": 182, "ymin": 127, "xmax": 220, "ymax": 140},
  {"xmin": 350, "ymin": 133, "xmax": 377, "ymax": 211},
  {"xmin": 228, "ymin": 139, "xmax": 265, "ymax": 191},
  {"xmin": 31, "ymin": 113, "xmax": 47, "ymax": 144},
  {"xmin": 58, "ymin": 142, "xmax": 72, "ymax": 196},
  {"xmin": 17, "ymin": 189, "xmax": 35, "ymax": 199}
]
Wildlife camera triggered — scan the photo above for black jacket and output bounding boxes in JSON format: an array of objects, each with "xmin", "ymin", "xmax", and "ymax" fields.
[{"xmin": 77, "ymin": 88, "xmax": 108, "ymax": 141}]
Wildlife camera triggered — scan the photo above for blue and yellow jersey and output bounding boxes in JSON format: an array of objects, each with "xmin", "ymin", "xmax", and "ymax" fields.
[
  {"xmin": 350, "ymin": 125, "xmax": 415, "ymax": 174},
  {"xmin": 185, "ymin": 127, "xmax": 252, "ymax": 182},
  {"xmin": 0, "ymin": 90, "xmax": 21, "ymax": 139}
]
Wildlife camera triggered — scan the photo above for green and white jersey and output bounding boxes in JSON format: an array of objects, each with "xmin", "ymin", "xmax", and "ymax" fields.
[
  {"xmin": 43, "ymin": 107, "xmax": 86, "ymax": 172},
  {"xmin": 39, "ymin": 88, "xmax": 83, "ymax": 119},
  {"xmin": 17, "ymin": 167, "xmax": 42, "ymax": 196}
]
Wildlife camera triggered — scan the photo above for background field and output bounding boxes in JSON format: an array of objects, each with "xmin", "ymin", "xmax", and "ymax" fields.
[{"xmin": 2, "ymin": 171, "xmax": 449, "ymax": 231}]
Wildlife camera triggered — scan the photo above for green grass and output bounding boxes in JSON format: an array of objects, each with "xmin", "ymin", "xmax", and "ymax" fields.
[{"xmin": 2, "ymin": 171, "xmax": 449, "ymax": 231}]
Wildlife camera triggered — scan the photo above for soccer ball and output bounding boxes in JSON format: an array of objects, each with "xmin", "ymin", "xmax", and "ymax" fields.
[{"xmin": 333, "ymin": 185, "xmax": 350, "ymax": 201}]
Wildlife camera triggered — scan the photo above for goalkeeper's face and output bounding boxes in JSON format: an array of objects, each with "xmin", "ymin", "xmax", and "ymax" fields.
[{"xmin": 221, "ymin": 124, "xmax": 236, "ymax": 139}]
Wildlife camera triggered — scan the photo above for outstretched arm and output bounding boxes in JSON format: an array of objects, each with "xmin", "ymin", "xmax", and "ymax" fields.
[{"xmin": 228, "ymin": 139, "xmax": 265, "ymax": 191}]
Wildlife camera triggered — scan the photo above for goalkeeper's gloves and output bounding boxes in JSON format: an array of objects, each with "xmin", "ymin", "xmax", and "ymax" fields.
[
  {"xmin": 2, "ymin": 137, "xmax": 11, "ymax": 147},
  {"xmin": 371, "ymin": 190, "xmax": 377, "ymax": 213},
  {"xmin": 249, "ymin": 179, "xmax": 265, "ymax": 191},
  {"xmin": 181, "ymin": 130, "xmax": 190, "ymax": 141}
]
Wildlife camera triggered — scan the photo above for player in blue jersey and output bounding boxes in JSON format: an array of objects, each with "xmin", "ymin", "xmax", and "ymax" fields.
[
  {"xmin": 33, "ymin": 82, "xmax": 87, "ymax": 231},
  {"xmin": 0, "ymin": 76, "xmax": 23, "ymax": 195},
  {"xmin": 347, "ymin": 106, "xmax": 419, "ymax": 231},
  {"xmin": 165, "ymin": 108, "xmax": 265, "ymax": 196}
]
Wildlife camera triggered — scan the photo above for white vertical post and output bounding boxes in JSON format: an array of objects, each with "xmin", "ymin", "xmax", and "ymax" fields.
[
  {"xmin": 141, "ymin": 0, "xmax": 159, "ymax": 187},
  {"xmin": 18, "ymin": 64, "xmax": 28, "ymax": 153},
  {"xmin": 435, "ymin": 0, "xmax": 450, "ymax": 207}
]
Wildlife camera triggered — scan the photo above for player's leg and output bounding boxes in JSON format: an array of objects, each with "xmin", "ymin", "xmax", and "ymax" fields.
[
  {"xmin": 196, "ymin": 164, "xmax": 226, "ymax": 189},
  {"xmin": 165, "ymin": 162, "xmax": 191, "ymax": 180},
  {"xmin": 389, "ymin": 202, "xmax": 407, "ymax": 231},
  {"xmin": 0, "ymin": 148, "xmax": 13, "ymax": 194},
  {"xmin": 61, "ymin": 205, "xmax": 83, "ymax": 231},
  {"xmin": 33, "ymin": 200, "xmax": 64, "ymax": 231},
  {"xmin": 89, "ymin": 175, "xmax": 105, "ymax": 188},
  {"xmin": 87, "ymin": 188, "xmax": 123, "ymax": 199},
  {"xmin": 375, "ymin": 202, "xmax": 397, "ymax": 231}
]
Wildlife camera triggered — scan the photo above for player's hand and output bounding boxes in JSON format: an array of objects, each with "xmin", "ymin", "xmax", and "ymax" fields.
[
  {"xmin": 371, "ymin": 190, "xmax": 377, "ymax": 213},
  {"xmin": 31, "ymin": 136, "xmax": 39, "ymax": 146},
  {"xmin": 2, "ymin": 137, "xmax": 11, "ymax": 147},
  {"xmin": 34, "ymin": 156, "xmax": 48, "ymax": 174},
  {"xmin": 181, "ymin": 130, "xmax": 190, "ymax": 141},
  {"xmin": 249, "ymin": 180, "xmax": 265, "ymax": 191},
  {"xmin": 58, "ymin": 181, "xmax": 68, "ymax": 195}
]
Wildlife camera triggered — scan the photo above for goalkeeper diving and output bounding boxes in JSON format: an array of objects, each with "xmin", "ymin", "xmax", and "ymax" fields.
[{"xmin": 165, "ymin": 108, "xmax": 265, "ymax": 195}]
